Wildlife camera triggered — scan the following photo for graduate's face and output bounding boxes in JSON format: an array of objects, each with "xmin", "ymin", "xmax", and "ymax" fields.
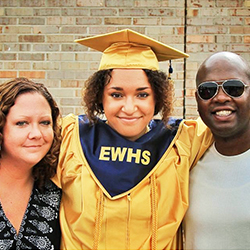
[{"xmin": 102, "ymin": 69, "xmax": 156, "ymax": 141}]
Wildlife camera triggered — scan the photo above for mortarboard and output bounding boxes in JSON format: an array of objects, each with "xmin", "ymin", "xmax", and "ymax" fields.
[{"xmin": 75, "ymin": 29, "xmax": 189, "ymax": 71}]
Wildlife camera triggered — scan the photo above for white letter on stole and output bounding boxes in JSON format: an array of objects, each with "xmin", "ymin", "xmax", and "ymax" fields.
[
  {"xmin": 99, "ymin": 146, "xmax": 111, "ymax": 161},
  {"xmin": 141, "ymin": 150, "xmax": 151, "ymax": 165},
  {"xmin": 127, "ymin": 148, "xmax": 141, "ymax": 164},
  {"xmin": 111, "ymin": 147, "xmax": 127, "ymax": 161}
]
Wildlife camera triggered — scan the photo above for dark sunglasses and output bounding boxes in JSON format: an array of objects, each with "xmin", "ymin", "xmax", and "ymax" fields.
[{"xmin": 197, "ymin": 79, "xmax": 249, "ymax": 100}]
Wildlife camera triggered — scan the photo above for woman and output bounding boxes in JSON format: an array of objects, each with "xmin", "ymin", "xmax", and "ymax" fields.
[
  {"xmin": 54, "ymin": 29, "xmax": 213, "ymax": 249},
  {"xmin": 0, "ymin": 78, "xmax": 62, "ymax": 250}
]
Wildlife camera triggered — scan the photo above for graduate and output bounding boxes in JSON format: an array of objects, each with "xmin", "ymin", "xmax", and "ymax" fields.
[{"xmin": 53, "ymin": 29, "xmax": 213, "ymax": 250}]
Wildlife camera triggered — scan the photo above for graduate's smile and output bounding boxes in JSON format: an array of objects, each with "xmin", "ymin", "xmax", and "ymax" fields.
[{"xmin": 118, "ymin": 116, "xmax": 142, "ymax": 123}]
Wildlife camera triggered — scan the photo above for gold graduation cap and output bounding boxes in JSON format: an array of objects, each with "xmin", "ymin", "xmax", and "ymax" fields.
[{"xmin": 75, "ymin": 29, "xmax": 189, "ymax": 71}]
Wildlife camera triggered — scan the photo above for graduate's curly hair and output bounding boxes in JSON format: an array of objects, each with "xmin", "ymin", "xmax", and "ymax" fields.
[
  {"xmin": 0, "ymin": 78, "xmax": 61, "ymax": 192},
  {"xmin": 82, "ymin": 69, "xmax": 174, "ymax": 125}
]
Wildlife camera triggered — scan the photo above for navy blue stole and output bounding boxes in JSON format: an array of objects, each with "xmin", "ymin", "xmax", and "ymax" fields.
[{"xmin": 79, "ymin": 115, "xmax": 181, "ymax": 197}]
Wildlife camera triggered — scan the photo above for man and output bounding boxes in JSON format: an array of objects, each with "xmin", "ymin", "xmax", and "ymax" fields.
[{"xmin": 183, "ymin": 51, "xmax": 250, "ymax": 249}]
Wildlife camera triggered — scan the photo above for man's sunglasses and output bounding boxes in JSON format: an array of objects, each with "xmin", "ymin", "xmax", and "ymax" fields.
[{"xmin": 197, "ymin": 79, "xmax": 249, "ymax": 100}]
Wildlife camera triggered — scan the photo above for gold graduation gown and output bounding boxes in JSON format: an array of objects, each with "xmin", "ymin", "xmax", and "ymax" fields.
[{"xmin": 53, "ymin": 114, "xmax": 213, "ymax": 250}]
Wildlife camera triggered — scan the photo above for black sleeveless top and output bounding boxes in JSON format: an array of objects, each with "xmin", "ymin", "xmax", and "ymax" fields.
[{"xmin": 0, "ymin": 180, "xmax": 61, "ymax": 250}]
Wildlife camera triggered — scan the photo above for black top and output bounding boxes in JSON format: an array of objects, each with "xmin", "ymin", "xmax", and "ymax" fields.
[{"xmin": 0, "ymin": 180, "xmax": 61, "ymax": 250}]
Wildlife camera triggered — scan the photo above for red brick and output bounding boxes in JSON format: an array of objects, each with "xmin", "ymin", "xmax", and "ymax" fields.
[
  {"xmin": 105, "ymin": 17, "xmax": 131, "ymax": 25},
  {"xmin": 0, "ymin": 71, "xmax": 17, "ymax": 78},
  {"xmin": 19, "ymin": 71, "xmax": 45, "ymax": 79},
  {"xmin": 19, "ymin": 35, "xmax": 45, "ymax": 43},
  {"xmin": 244, "ymin": 36, "xmax": 250, "ymax": 43}
]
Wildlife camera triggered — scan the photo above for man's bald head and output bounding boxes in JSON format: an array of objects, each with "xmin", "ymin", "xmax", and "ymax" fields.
[{"xmin": 196, "ymin": 52, "xmax": 250, "ymax": 86}]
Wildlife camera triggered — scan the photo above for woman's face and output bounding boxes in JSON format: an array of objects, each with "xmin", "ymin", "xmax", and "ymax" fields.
[
  {"xmin": 2, "ymin": 92, "xmax": 54, "ymax": 168},
  {"xmin": 102, "ymin": 69, "xmax": 156, "ymax": 141}
]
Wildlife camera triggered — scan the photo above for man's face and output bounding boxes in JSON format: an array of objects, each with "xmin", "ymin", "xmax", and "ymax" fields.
[{"xmin": 196, "ymin": 63, "xmax": 250, "ymax": 140}]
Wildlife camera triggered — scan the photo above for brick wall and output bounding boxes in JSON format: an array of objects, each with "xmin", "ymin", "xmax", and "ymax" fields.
[
  {"xmin": 185, "ymin": 0, "xmax": 250, "ymax": 118},
  {"xmin": 0, "ymin": 0, "xmax": 249, "ymax": 118}
]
